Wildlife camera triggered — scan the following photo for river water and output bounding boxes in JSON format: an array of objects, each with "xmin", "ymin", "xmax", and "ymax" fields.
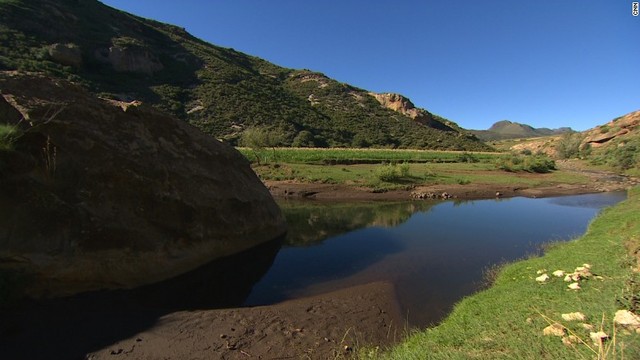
[{"xmin": 244, "ymin": 192, "xmax": 627, "ymax": 327}]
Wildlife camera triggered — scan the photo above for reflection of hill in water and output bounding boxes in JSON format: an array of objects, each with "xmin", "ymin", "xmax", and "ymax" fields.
[{"xmin": 279, "ymin": 201, "xmax": 435, "ymax": 247}]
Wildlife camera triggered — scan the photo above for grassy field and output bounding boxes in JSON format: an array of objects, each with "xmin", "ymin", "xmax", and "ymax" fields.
[
  {"xmin": 238, "ymin": 147, "xmax": 588, "ymax": 191},
  {"xmin": 365, "ymin": 186, "xmax": 640, "ymax": 359},
  {"xmin": 237, "ymin": 147, "xmax": 499, "ymax": 165}
]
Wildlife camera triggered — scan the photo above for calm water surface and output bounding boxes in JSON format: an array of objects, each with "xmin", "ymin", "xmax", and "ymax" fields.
[{"xmin": 244, "ymin": 192, "xmax": 627, "ymax": 327}]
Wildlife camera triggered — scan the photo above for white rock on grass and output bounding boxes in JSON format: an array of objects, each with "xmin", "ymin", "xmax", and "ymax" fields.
[
  {"xmin": 543, "ymin": 323, "xmax": 566, "ymax": 337},
  {"xmin": 568, "ymin": 282, "xmax": 581, "ymax": 290},
  {"xmin": 562, "ymin": 335, "xmax": 580, "ymax": 346},
  {"xmin": 552, "ymin": 270, "xmax": 565, "ymax": 277},
  {"xmin": 536, "ymin": 274, "xmax": 550, "ymax": 283},
  {"xmin": 561, "ymin": 312, "xmax": 586, "ymax": 322},
  {"xmin": 574, "ymin": 266, "xmax": 592, "ymax": 277},
  {"xmin": 581, "ymin": 323, "xmax": 595, "ymax": 330},
  {"xmin": 536, "ymin": 269, "xmax": 547, "ymax": 275},
  {"xmin": 613, "ymin": 310, "xmax": 640, "ymax": 331},
  {"xmin": 564, "ymin": 273, "xmax": 580, "ymax": 282},
  {"xmin": 590, "ymin": 331, "xmax": 609, "ymax": 346}
]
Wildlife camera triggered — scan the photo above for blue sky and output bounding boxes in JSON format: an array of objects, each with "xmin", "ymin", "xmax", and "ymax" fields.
[{"xmin": 99, "ymin": 0, "xmax": 638, "ymax": 131}]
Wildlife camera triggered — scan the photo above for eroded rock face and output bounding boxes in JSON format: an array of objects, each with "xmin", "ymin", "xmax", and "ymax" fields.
[
  {"xmin": 370, "ymin": 92, "xmax": 456, "ymax": 132},
  {"xmin": 581, "ymin": 110, "xmax": 640, "ymax": 148},
  {"xmin": 0, "ymin": 71, "xmax": 286, "ymax": 297},
  {"xmin": 48, "ymin": 43, "xmax": 83, "ymax": 68},
  {"xmin": 94, "ymin": 45, "xmax": 163, "ymax": 74}
]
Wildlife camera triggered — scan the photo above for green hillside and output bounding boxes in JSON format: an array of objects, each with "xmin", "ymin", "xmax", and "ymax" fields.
[{"xmin": 0, "ymin": 0, "xmax": 489, "ymax": 151}]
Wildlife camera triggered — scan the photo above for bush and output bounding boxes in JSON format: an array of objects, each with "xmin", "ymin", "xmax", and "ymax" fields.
[
  {"xmin": 291, "ymin": 130, "xmax": 316, "ymax": 147},
  {"xmin": 556, "ymin": 132, "xmax": 584, "ymax": 159},
  {"xmin": 456, "ymin": 152, "xmax": 479, "ymax": 163},
  {"xmin": 375, "ymin": 163, "xmax": 400, "ymax": 182},
  {"xmin": 609, "ymin": 140, "xmax": 639, "ymax": 170},
  {"xmin": 399, "ymin": 162, "xmax": 410, "ymax": 177},
  {"xmin": 495, "ymin": 153, "xmax": 555, "ymax": 173}
]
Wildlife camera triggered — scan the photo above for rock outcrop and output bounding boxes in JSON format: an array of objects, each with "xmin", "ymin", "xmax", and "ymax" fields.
[
  {"xmin": 370, "ymin": 92, "xmax": 456, "ymax": 132},
  {"xmin": 94, "ymin": 45, "xmax": 163, "ymax": 74},
  {"xmin": 581, "ymin": 110, "xmax": 640, "ymax": 148},
  {"xmin": 48, "ymin": 43, "xmax": 83, "ymax": 68},
  {"xmin": 0, "ymin": 72, "xmax": 286, "ymax": 297}
]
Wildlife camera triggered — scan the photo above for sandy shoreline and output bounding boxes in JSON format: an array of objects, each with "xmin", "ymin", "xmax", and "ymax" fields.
[{"xmin": 83, "ymin": 282, "xmax": 403, "ymax": 360}]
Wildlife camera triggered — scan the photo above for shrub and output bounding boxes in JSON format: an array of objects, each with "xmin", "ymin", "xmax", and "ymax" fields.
[
  {"xmin": 495, "ymin": 153, "xmax": 555, "ymax": 173},
  {"xmin": 399, "ymin": 162, "xmax": 410, "ymax": 177},
  {"xmin": 291, "ymin": 130, "xmax": 316, "ymax": 147},
  {"xmin": 456, "ymin": 152, "xmax": 479, "ymax": 163},
  {"xmin": 556, "ymin": 132, "xmax": 584, "ymax": 159},
  {"xmin": 375, "ymin": 163, "xmax": 401, "ymax": 182}
]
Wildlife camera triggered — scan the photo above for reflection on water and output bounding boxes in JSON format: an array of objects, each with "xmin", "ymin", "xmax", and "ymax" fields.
[
  {"xmin": 245, "ymin": 192, "xmax": 627, "ymax": 327},
  {"xmin": 281, "ymin": 200, "xmax": 435, "ymax": 246},
  {"xmin": 0, "ymin": 237, "xmax": 283, "ymax": 359}
]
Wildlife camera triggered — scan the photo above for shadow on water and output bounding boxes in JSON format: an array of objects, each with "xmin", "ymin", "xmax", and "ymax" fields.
[
  {"xmin": 0, "ymin": 200, "xmax": 434, "ymax": 359},
  {"xmin": 244, "ymin": 200, "xmax": 436, "ymax": 305},
  {"xmin": 0, "ymin": 237, "xmax": 283, "ymax": 360}
]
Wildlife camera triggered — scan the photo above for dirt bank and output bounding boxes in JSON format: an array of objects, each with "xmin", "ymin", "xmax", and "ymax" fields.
[
  {"xmin": 265, "ymin": 162, "xmax": 639, "ymax": 201},
  {"xmin": 84, "ymin": 282, "xmax": 402, "ymax": 360}
]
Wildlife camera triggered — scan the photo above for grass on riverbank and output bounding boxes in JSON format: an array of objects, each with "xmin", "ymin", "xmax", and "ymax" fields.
[
  {"xmin": 251, "ymin": 162, "xmax": 589, "ymax": 191},
  {"xmin": 237, "ymin": 147, "xmax": 499, "ymax": 165},
  {"xmin": 367, "ymin": 187, "xmax": 640, "ymax": 360},
  {"xmin": 239, "ymin": 147, "xmax": 582, "ymax": 191}
]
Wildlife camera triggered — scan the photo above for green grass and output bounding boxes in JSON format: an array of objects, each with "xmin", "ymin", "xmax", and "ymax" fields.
[
  {"xmin": 238, "ymin": 147, "xmax": 499, "ymax": 165},
  {"xmin": 370, "ymin": 187, "xmax": 640, "ymax": 360},
  {"xmin": 251, "ymin": 159, "xmax": 590, "ymax": 193}
]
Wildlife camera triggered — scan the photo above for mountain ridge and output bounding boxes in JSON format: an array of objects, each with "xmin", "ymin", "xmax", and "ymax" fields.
[
  {"xmin": 0, "ymin": 0, "xmax": 489, "ymax": 151},
  {"xmin": 470, "ymin": 120, "xmax": 573, "ymax": 141}
]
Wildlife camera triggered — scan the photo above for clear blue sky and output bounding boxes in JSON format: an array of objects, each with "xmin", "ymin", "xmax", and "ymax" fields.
[{"xmin": 99, "ymin": 0, "xmax": 638, "ymax": 131}]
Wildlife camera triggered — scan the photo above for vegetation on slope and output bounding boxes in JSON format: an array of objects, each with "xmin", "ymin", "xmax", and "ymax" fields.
[{"xmin": 0, "ymin": 0, "xmax": 489, "ymax": 151}]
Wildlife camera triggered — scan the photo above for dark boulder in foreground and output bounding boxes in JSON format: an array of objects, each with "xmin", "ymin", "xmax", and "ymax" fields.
[{"xmin": 0, "ymin": 71, "xmax": 286, "ymax": 298}]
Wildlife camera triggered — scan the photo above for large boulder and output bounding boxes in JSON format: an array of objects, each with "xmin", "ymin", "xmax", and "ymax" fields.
[
  {"xmin": 48, "ymin": 43, "xmax": 83, "ymax": 68},
  {"xmin": 94, "ymin": 44, "xmax": 164, "ymax": 74},
  {"xmin": 0, "ymin": 71, "xmax": 286, "ymax": 297}
]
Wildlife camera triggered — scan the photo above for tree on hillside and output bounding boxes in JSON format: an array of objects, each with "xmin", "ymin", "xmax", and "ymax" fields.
[{"xmin": 240, "ymin": 126, "xmax": 284, "ymax": 164}]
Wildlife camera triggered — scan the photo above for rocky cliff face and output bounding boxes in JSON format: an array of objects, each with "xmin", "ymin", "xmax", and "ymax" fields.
[
  {"xmin": 370, "ymin": 92, "xmax": 456, "ymax": 132},
  {"xmin": 0, "ymin": 72, "xmax": 286, "ymax": 297},
  {"xmin": 581, "ymin": 110, "xmax": 640, "ymax": 148}
]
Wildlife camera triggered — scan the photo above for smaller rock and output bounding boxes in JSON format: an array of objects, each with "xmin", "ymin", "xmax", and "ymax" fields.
[
  {"xmin": 590, "ymin": 331, "xmax": 608, "ymax": 346},
  {"xmin": 562, "ymin": 335, "xmax": 580, "ymax": 346},
  {"xmin": 552, "ymin": 270, "xmax": 565, "ymax": 277},
  {"xmin": 561, "ymin": 312, "xmax": 586, "ymax": 322},
  {"xmin": 574, "ymin": 266, "xmax": 592, "ymax": 277},
  {"xmin": 543, "ymin": 323, "xmax": 566, "ymax": 337},
  {"xmin": 613, "ymin": 310, "xmax": 640, "ymax": 331},
  {"xmin": 536, "ymin": 269, "xmax": 547, "ymax": 275},
  {"xmin": 568, "ymin": 282, "xmax": 581, "ymax": 290},
  {"xmin": 564, "ymin": 273, "xmax": 581, "ymax": 282},
  {"xmin": 536, "ymin": 274, "xmax": 550, "ymax": 283},
  {"xmin": 581, "ymin": 323, "xmax": 595, "ymax": 330}
]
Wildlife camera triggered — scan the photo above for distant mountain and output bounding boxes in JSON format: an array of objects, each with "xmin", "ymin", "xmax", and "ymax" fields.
[
  {"xmin": 470, "ymin": 120, "xmax": 573, "ymax": 141},
  {"xmin": 0, "ymin": 0, "xmax": 489, "ymax": 151}
]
